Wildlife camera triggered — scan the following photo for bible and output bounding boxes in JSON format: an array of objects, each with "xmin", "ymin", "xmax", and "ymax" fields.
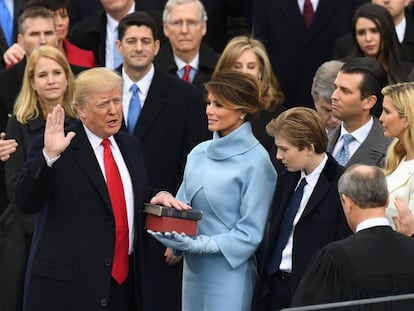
[{"xmin": 144, "ymin": 204, "xmax": 203, "ymax": 236}]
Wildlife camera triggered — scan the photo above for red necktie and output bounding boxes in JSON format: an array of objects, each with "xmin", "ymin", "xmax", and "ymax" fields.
[
  {"xmin": 303, "ymin": 0, "xmax": 314, "ymax": 28},
  {"xmin": 182, "ymin": 64, "xmax": 192, "ymax": 83},
  {"xmin": 101, "ymin": 138, "xmax": 129, "ymax": 284}
]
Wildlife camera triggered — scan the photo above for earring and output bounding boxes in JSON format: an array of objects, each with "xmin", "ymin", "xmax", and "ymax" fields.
[{"xmin": 240, "ymin": 115, "xmax": 245, "ymax": 120}]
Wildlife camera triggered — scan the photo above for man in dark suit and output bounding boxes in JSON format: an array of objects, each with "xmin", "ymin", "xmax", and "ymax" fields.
[
  {"xmin": 0, "ymin": 0, "xmax": 26, "ymax": 70},
  {"xmin": 253, "ymin": 0, "xmax": 366, "ymax": 109},
  {"xmin": 14, "ymin": 67, "xmax": 188, "ymax": 311},
  {"xmin": 115, "ymin": 11, "xmax": 210, "ymax": 310},
  {"xmin": 334, "ymin": 0, "xmax": 414, "ymax": 62},
  {"xmin": 154, "ymin": 0, "xmax": 218, "ymax": 92},
  {"xmin": 252, "ymin": 107, "xmax": 352, "ymax": 310},
  {"xmin": 327, "ymin": 57, "xmax": 392, "ymax": 168},
  {"xmin": 292, "ymin": 164, "xmax": 414, "ymax": 309},
  {"xmin": 67, "ymin": 0, "xmax": 164, "ymax": 68}
]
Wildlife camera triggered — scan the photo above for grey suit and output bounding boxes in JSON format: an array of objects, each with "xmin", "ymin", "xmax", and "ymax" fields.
[{"xmin": 327, "ymin": 118, "xmax": 392, "ymax": 168}]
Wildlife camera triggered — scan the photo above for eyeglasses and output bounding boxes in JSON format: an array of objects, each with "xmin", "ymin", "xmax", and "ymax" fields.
[{"xmin": 167, "ymin": 19, "xmax": 202, "ymax": 30}]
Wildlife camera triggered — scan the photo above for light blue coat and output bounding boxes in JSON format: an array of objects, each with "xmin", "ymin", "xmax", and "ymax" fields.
[{"xmin": 176, "ymin": 122, "xmax": 277, "ymax": 311}]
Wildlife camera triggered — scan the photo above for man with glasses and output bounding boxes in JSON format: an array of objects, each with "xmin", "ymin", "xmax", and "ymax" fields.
[{"xmin": 155, "ymin": 0, "xmax": 218, "ymax": 91}]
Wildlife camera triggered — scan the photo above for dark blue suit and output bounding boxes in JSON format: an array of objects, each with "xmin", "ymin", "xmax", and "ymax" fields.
[
  {"xmin": 252, "ymin": 153, "xmax": 352, "ymax": 310},
  {"xmin": 15, "ymin": 121, "xmax": 153, "ymax": 311}
]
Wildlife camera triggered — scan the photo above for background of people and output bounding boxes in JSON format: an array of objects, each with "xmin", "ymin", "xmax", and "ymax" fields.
[
  {"xmin": 335, "ymin": 3, "xmax": 412, "ymax": 84},
  {"xmin": 3, "ymin": 0, "xmax": 96, "ymax": 69},
  {"xmin": 4, "ymin": 0, "xmax": 414, "ymax": 309}
]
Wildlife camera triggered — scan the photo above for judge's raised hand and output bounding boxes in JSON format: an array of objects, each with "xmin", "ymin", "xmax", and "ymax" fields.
[
  {"xmin": 43, "ymin": 105, "xmax": 75, "ymax": 159},
  {"xmin": 0, "ymin": 132, "xmax": 18, "ymax": 161},
  {"xmin": 392, "ymin": 196, "xmax": 414, "ymax": 237}
]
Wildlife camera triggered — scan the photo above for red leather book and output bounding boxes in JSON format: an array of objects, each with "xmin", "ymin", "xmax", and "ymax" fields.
[{"xmin": 144, "ymin": 204, "xmax": 203, "ymax": 236}]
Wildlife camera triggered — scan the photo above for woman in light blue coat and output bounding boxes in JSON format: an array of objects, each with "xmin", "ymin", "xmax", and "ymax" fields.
[{"xmin": 149, "ymin": 71, "xmax": 277, "ymax": 310}]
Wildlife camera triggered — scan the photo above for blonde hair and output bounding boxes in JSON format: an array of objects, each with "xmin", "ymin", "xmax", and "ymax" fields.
[
  {"xmin": 14, "ymin": 46, "xmax": 75, "ymax": 123},
  {"xmin": 212, "ymin": 35, "xmax": 284, "ymax": 112},
  {"xmin": 72, "ymin": 67, "xmax": 122, "ymax": 111},
  {"xmin": 382, "ymin": 82, "xmax": 414, "ymax": 175}
]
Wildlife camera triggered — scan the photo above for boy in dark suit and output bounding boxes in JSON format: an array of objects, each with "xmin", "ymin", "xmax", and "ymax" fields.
[{"xmin": 252, "ymin": 107, "xmax": 352, "ymax": 310}]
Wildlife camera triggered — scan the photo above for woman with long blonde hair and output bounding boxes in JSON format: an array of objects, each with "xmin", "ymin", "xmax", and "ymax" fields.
[{"xmin": 379, "ymin": 82, "xmax": 414, "ymax": 227}]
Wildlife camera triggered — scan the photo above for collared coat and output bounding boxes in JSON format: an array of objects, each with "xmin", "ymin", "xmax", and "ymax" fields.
[
  {"xmin": 15, "ymin": 120, "xmax": 153, "ymax": 311},
  {"xmin": 176, "ymin": 122, "xmax": 277, "ymax": 311}
]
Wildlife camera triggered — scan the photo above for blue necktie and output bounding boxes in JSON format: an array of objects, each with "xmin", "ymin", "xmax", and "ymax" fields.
[
  {"xmin": 127, "ymin": 84, "xmax": 141, "ymax": 134},
  {"xmin": 0, "ymin": 0, "xmax": 13, "ymax": 46},
  {"xmin": 334, "ymin": 134, "xmax": 354, "ymax": 167},
  {"xmin": 113, "ymin": 27, "xmax": 123, "ymax": 68},
  {"xmin": 267, "ymin": 178, "xmax": 307, "ymax": 275}
]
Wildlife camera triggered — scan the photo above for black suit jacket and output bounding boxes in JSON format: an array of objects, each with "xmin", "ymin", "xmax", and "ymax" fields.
[
  {"xmin": 15, "ymin": 121, "xmax": 153, "ymax": 311},
  {"xmin": 0, "ymin": 0, "xmax": 26, "ymax": 70},
  {"xmin": 67, "ymin": 3, "xmax": 164, "ymax": 67},
  {"xmin": 154, "ymin": 42, "xmax": 218, "ymax": 93},
  {"xmin": 253, "ymin": 0, "xmax": 365, "ymax": 109},
  {"xmin": 117, "ymin": 67, "xmax": 210, "ymax": 310},
  {"xmin": 292, "ymin": 226, "xmax": 414, "ymax": 308},
  {"xmin": 252, "ymin": 154, "xmax": 352, "ymax": 310},
  {"xmin": 334, "ymin": 10, "xmax": 414, "ymax": 63}
]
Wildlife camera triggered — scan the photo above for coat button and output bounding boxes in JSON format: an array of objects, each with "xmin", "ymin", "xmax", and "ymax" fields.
[
  {"xmin": 100, "ymin": 298, "xmax": 108, "ymax": 307},
  {"xmin": 105, "ymin": 259, "xmax": 111, "ymax": 266}
]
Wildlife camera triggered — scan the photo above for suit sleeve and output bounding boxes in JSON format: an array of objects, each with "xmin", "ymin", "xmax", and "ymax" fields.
[{"xmin": 15, "ymin": 135, "xmax": 56, "ymax": 215}]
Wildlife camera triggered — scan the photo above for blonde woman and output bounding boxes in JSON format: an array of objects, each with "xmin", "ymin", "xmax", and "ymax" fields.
[
  {"xmin": 213, "ymin": 35, "xmax": 285, "ymax": 151},
  {"xmin": 1, "ymin": 45, "xmax": 76, "ymax": 311},
  {"xmin": 379, "ymin": 82, "xmax": 414, "ymax": 228}
]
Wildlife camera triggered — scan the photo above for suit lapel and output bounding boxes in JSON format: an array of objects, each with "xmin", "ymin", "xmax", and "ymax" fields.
[
  {"xmin": 348, "ymin": 119, "xmax": 387, "ymax": 166},
  {"xmin": 70, "ymin": 121, "xmax": 113, "ymax": 213},
  {"xmin": 278, "ymin": 0, "xmax": 306, "ymax": 41}
]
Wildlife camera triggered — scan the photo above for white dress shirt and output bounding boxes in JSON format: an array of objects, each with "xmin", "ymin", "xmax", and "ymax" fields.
[
  {"xmin": 279, "ymin": 153, "xmax": 328, "ymax": 272},
  {"xmin": 84, "ymin": 125, "xmax": 135, "ymax": 254}
]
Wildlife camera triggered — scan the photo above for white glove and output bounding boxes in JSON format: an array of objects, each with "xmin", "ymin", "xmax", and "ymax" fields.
[{"xmin": 147, "ymin": 230, "xmax": 220, "ymax": 254}]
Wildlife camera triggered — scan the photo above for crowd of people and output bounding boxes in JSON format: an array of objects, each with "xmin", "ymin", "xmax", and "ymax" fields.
[{"xmin": 1, "ymin": 0, "xmax": 414, "ymax": 310}]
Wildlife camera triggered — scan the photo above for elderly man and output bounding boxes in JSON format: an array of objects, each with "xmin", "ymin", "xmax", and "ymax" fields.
[
  {"xmin": 292, "ymin": 164, "xmax": 414, "ymax": 308},
  {"xmin": 15, "ymin": 67, "xmax": 188, "ymax": 311},
  {"xmin": 311, "ymin": 60, "xmax": 343, "ymax": 134},
  {"xmin": 154, "ymin": 0, "xmax": 218, "ymax": 91}
]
